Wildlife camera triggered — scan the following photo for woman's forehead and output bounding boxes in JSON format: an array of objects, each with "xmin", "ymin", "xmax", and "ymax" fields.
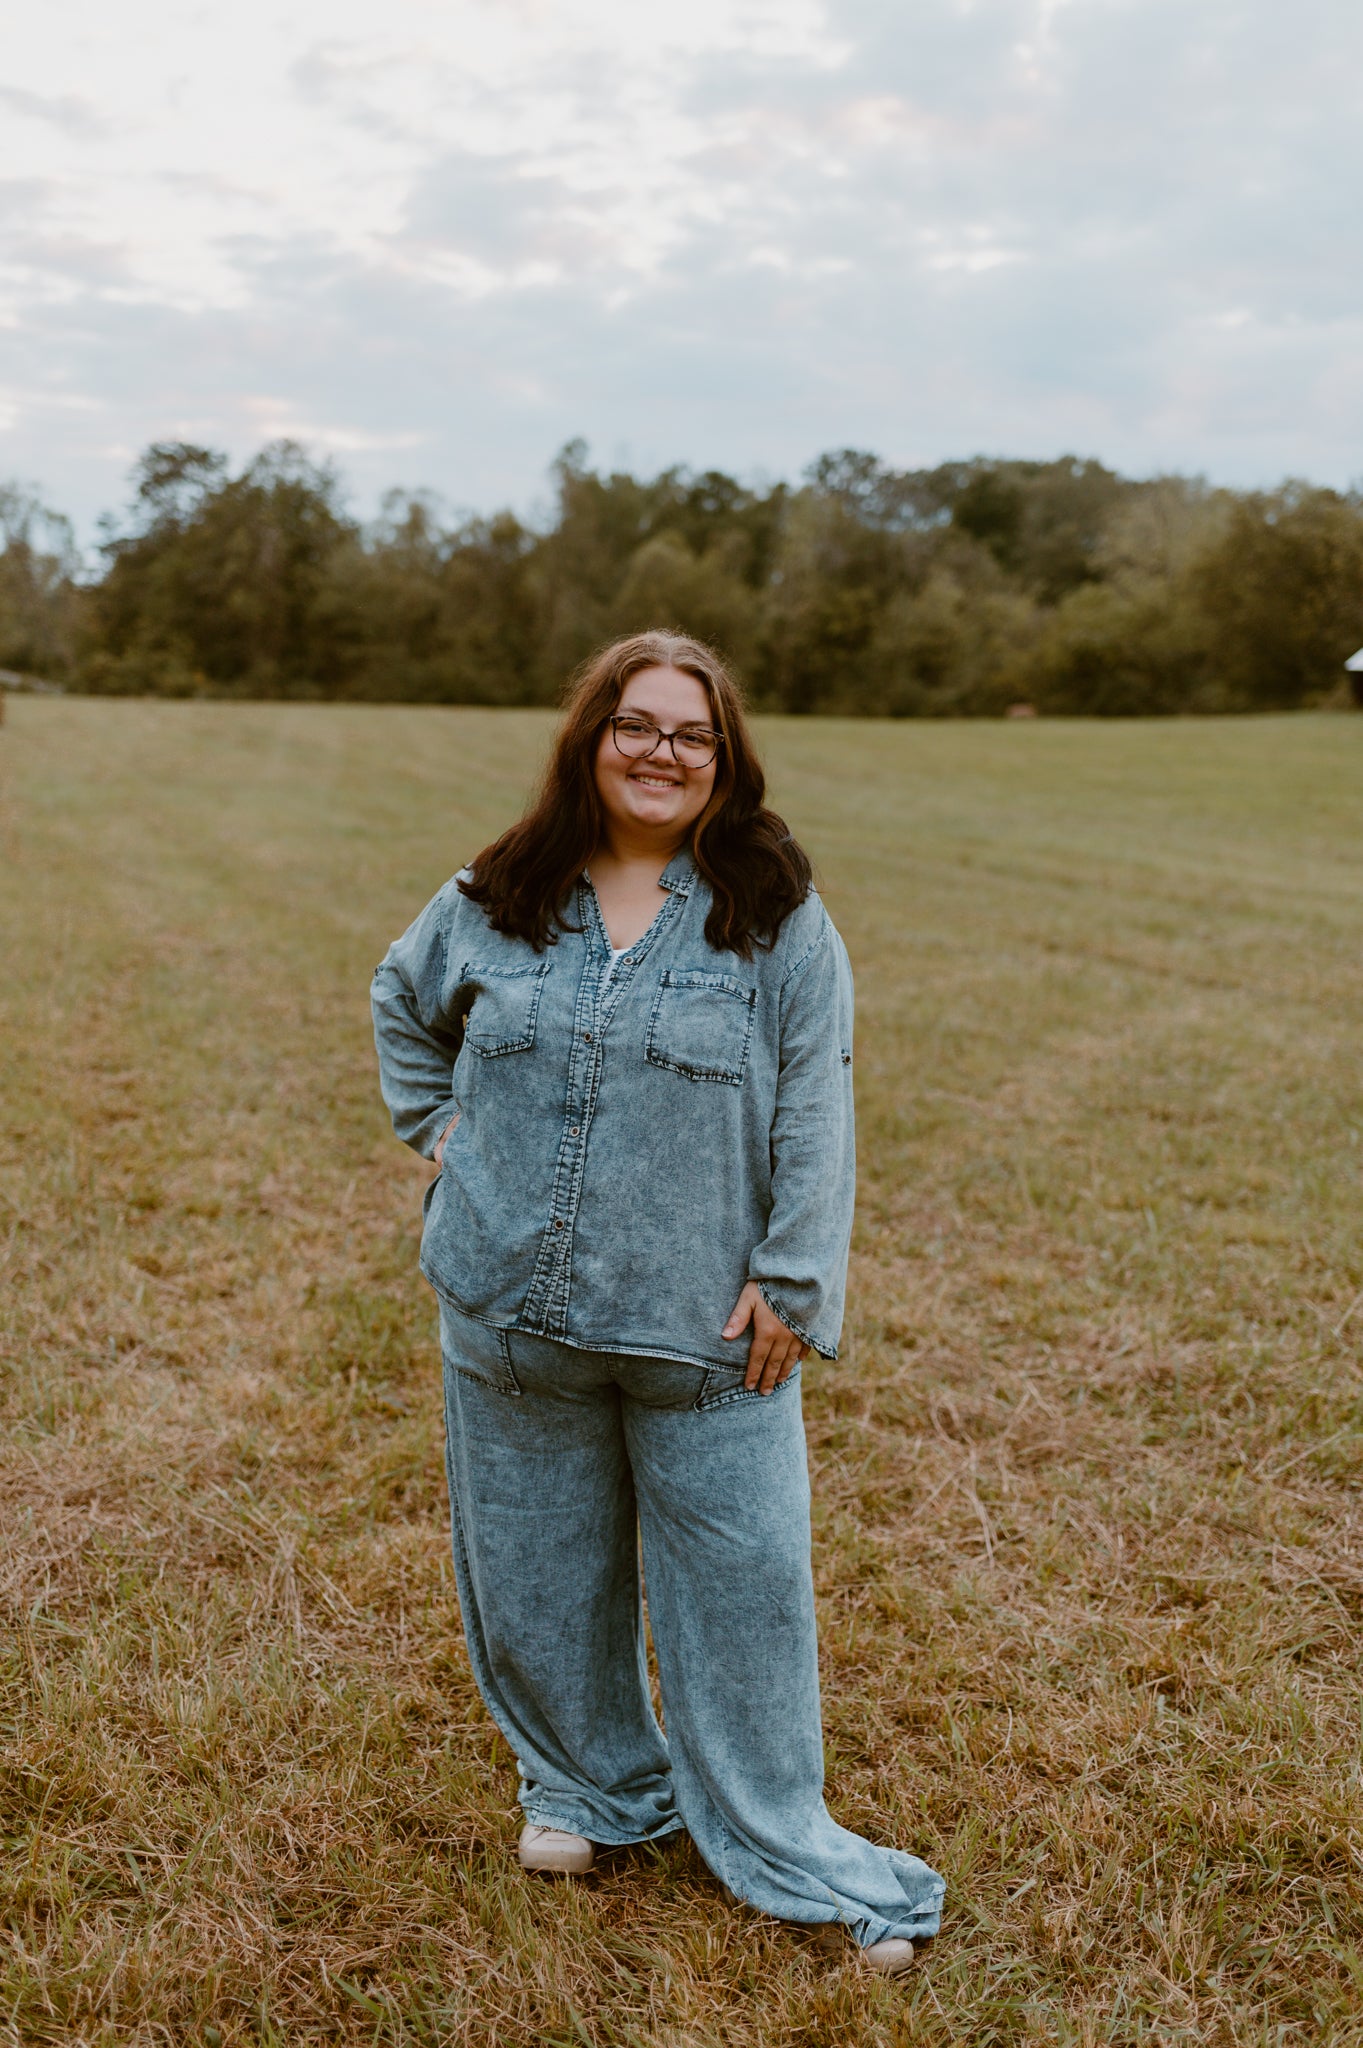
[{"xmin": 617, "ymin": 666, "xmax": 711, "ymax": 719}]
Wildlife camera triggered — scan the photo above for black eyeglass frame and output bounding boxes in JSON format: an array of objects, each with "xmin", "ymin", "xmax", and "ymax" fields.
[{"xmin": 608, "ymin": 713, "xmax": 726, "ymax": 768}]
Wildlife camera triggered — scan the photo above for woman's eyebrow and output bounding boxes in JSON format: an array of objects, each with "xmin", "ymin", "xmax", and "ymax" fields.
[{"xmin": 619, "ymin": 707, "xmax": 710, "ymax": 726}]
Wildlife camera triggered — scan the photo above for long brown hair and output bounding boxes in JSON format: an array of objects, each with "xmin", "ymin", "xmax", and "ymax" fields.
[{"xmin": 459, "ymin": 631, "xmax": 812, "ymax": 957}]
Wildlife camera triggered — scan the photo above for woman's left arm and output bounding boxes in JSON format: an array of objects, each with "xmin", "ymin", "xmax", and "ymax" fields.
[
  {"xmin": 371, "ymin": 880, "xmax": 470, "ymax": 1160},
  {"xmin": 724, "ymin": 912, "xmax": 857, "ymax": 1393}
]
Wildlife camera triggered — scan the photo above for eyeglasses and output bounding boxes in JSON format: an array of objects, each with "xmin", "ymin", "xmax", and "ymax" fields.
[{"xmin": 609, "ymin": 714, "xmax": 725, "ymax": 769}]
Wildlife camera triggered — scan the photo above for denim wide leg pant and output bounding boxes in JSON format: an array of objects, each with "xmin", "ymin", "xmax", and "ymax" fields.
[{"xmin": 438, "ymin": 1301, "xmax": 945, "ymax": 1950}]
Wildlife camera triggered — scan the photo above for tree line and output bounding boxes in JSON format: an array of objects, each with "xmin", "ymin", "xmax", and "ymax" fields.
[{"xmin": 3, "ymin": 440, "xmax": 1362, "ymax": 714}]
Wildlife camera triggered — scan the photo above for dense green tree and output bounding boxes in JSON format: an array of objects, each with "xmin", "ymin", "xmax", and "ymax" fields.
[
  {"xmin": 863, "ymin": 565, "xmax": 1040, "ymax": 717},
  {"xmin": 86, "ymin": 441, "xmax": 357, "ymax": 695},
  {"xmin": 1184, "ymin": 485, "xmax": 1363, "ymax": 708},
  {"xmin": 523, "ymin": 444, "xmax": 786, "ymax": 692},
  {"xmin": 33, "ymin": 438, "xmax": 1363, "ymax": 716},
  {"xmin": 607, "ymin": 533, "xmax": 758, "ymax": 674},
  {"xmin": 317, "ymin": 498, "xmax": 539, "ymax": 704},
  {"xmin": 758, "ymin": 460, "xmax": 937, "ymax": 712},
  {"xmin": 0, "ymin": 486, "xmax": 82, "ymax": 680},
  {"xmin": 1018, "ymin": 581, "xmax": 1207, "ymax": 717},
  {"xmin": 942, "ymin": 457, "xmax": 1128, "ymax": 600}
]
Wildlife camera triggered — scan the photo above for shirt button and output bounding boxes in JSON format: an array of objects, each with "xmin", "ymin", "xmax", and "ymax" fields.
[
  {"xmin": 570, "ymin": 1126, "xmax": 580, "ymax": 1136},
  {"xmin": 583, "ymin": 1031, "xmax": 593, "ymax": 1043},
  {"xmin": 553, "ymin": 1218, "xmax": 564, "ymax": 1230}
]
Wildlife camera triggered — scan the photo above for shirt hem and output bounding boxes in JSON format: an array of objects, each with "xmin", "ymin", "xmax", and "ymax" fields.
[{"xmin": 424, "ymin": 1272, "xmax": 763, "ymax": 1373}]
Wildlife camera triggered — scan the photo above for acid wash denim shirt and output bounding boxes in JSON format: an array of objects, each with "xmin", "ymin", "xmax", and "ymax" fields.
[{"xmin": 370, "ymin": 847, "xmax": 856, "ymax": 1370}]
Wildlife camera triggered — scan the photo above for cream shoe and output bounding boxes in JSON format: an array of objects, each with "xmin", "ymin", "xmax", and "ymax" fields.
[
  {"xmin": 517, "ymin": 1824, "xmax": 595, "ymax": 1875},
  {"xmin": 861, "ymin": 1937, "xmax": 919, "ymax": 1977}
]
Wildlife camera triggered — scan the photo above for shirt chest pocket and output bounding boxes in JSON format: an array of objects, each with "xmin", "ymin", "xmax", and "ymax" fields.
[
  {"xmin": 461, "ymin": 960, "xmax": 549, "ymax": 1057},
  {"xmin": 645, "ymin": 969, "xmax": 757, "ymax": 1086}
]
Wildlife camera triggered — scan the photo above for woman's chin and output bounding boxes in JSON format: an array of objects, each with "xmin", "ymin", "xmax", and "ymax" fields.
[{"xmin": 621, "ymin": 792, "xmax": 687, "ymax": 827}]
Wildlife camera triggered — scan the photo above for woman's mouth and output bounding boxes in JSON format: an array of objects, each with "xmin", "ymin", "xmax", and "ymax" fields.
[{"xmin": 629, "ymin": 773, "xmax": 680, "ymax": 790}]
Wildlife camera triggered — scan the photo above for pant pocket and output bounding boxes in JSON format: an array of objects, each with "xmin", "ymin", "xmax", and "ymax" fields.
[
  {"xmin": 694, "ymin": 1362, "xmax": 802, "ymax": 1412},
  {"xmin": 614, "ymin": 1354, "xmax": 714, "ymax": 1410},
  {"xmin": 438, "ymin": 1296, "xmax": 523, "ymax": 1397}
]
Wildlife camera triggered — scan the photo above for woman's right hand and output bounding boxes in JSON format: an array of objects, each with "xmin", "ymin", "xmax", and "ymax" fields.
[
  {"xmin": 722, "ymin": 1280, "xmax": 808, "ymax": 1394},
  {"xmin": 434, "ymin": 1113, "xmax": 460, "ymax": 1167}
]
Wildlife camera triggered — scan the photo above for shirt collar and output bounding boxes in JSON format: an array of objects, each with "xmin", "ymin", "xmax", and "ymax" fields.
[{"xmin": 659, "ymin": 846, "xmax": 697, "ymax": 894}]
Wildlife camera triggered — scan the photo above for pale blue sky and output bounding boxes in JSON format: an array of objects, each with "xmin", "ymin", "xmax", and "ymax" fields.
[{"xmin": 2, "ymin": 0, "xmax": 1360, "ymax": 536}]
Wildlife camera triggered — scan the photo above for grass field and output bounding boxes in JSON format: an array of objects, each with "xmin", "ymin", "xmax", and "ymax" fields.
[{"xmin": 2, "ymin": 699, "xmax": 1362, "ymax": 2047}]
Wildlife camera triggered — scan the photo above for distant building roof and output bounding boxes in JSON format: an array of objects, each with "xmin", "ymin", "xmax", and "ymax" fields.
[{"xmin": 1348, "ymin": 647, "xmax": 1363, "ymax": 671}]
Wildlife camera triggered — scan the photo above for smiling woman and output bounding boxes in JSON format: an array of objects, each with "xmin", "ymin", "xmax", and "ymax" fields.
[
  {"xmin": 370, "ymin": 629, "xmax": 946, "ymax": 1976},
  {"xmin": 459, "ymin": 635, "xmax": 809, "ymax": 956}
]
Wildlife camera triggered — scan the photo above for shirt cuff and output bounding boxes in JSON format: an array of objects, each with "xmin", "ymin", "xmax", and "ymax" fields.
[{"xmin": 408, "ymin": 1100, "xmax": 461, "ymax": 1160}]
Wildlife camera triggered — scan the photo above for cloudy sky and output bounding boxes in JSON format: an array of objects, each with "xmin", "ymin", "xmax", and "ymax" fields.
[{"xmin": 2, "ymin": 0, "xmax": 1360, "ymax": 536}]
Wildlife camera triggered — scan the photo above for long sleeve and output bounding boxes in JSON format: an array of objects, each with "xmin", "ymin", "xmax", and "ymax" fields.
[
  {"xmin": 745, "ymin": 912, "xmax": 857, "ymax": 1359},
  {"xmin": 371, "ymin": 879, "xmax": 469, "ymax": 1159}
]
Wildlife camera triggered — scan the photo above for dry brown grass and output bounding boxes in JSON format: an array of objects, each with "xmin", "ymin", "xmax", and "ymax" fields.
[{"xmin": 2, "ymin": 699, "xmax": 1361, "ymax": 2046}]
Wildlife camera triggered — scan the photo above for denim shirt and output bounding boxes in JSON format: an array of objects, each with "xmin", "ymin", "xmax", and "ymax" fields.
[{"xmin": 370, "ymin": 848, "xmax": 856, "ymax": 1369}]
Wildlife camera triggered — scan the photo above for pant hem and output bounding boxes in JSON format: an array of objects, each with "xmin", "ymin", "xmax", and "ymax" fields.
[
  {"xmin": 775, "ymin": 1907, "xmax": 944, "ymax": 1949},
  {"xmin": 521, "ymin": 1804, "xmax": 687, "ymax": 1850},
  {"xmin": 851, "ymin": 1910, "xmax": 944, "ymax": 1949}
]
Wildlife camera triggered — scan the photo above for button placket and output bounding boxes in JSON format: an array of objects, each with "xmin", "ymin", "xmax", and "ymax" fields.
[
  {"xmin": 522, "ymin": 927, "xmax": 607, "ymax": 1333},
  {"xmin": 522, "ymin": 873, "xmax": 693, "ymax": 1339}
]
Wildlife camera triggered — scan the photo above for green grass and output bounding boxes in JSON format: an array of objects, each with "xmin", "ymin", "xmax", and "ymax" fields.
[{"xmin": 2, "ymin": 699, "xmax": 1361, "ymax": 2046}]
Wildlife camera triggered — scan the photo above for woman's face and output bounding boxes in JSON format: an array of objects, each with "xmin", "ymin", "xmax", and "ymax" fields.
[{"xmin": 593, "ymin": 665, "xmax": 719, "ymax": 845}]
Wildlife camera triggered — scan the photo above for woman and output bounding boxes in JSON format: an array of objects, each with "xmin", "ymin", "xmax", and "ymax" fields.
[{"xmin": 371, "ymin": 631, "xmax": 944, "ymax": 1974}]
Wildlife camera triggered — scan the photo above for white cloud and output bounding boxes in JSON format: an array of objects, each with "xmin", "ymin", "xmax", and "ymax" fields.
[{"xmin": 1, "ymin": 0, "xmax": 1361, "ymax": 535}]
